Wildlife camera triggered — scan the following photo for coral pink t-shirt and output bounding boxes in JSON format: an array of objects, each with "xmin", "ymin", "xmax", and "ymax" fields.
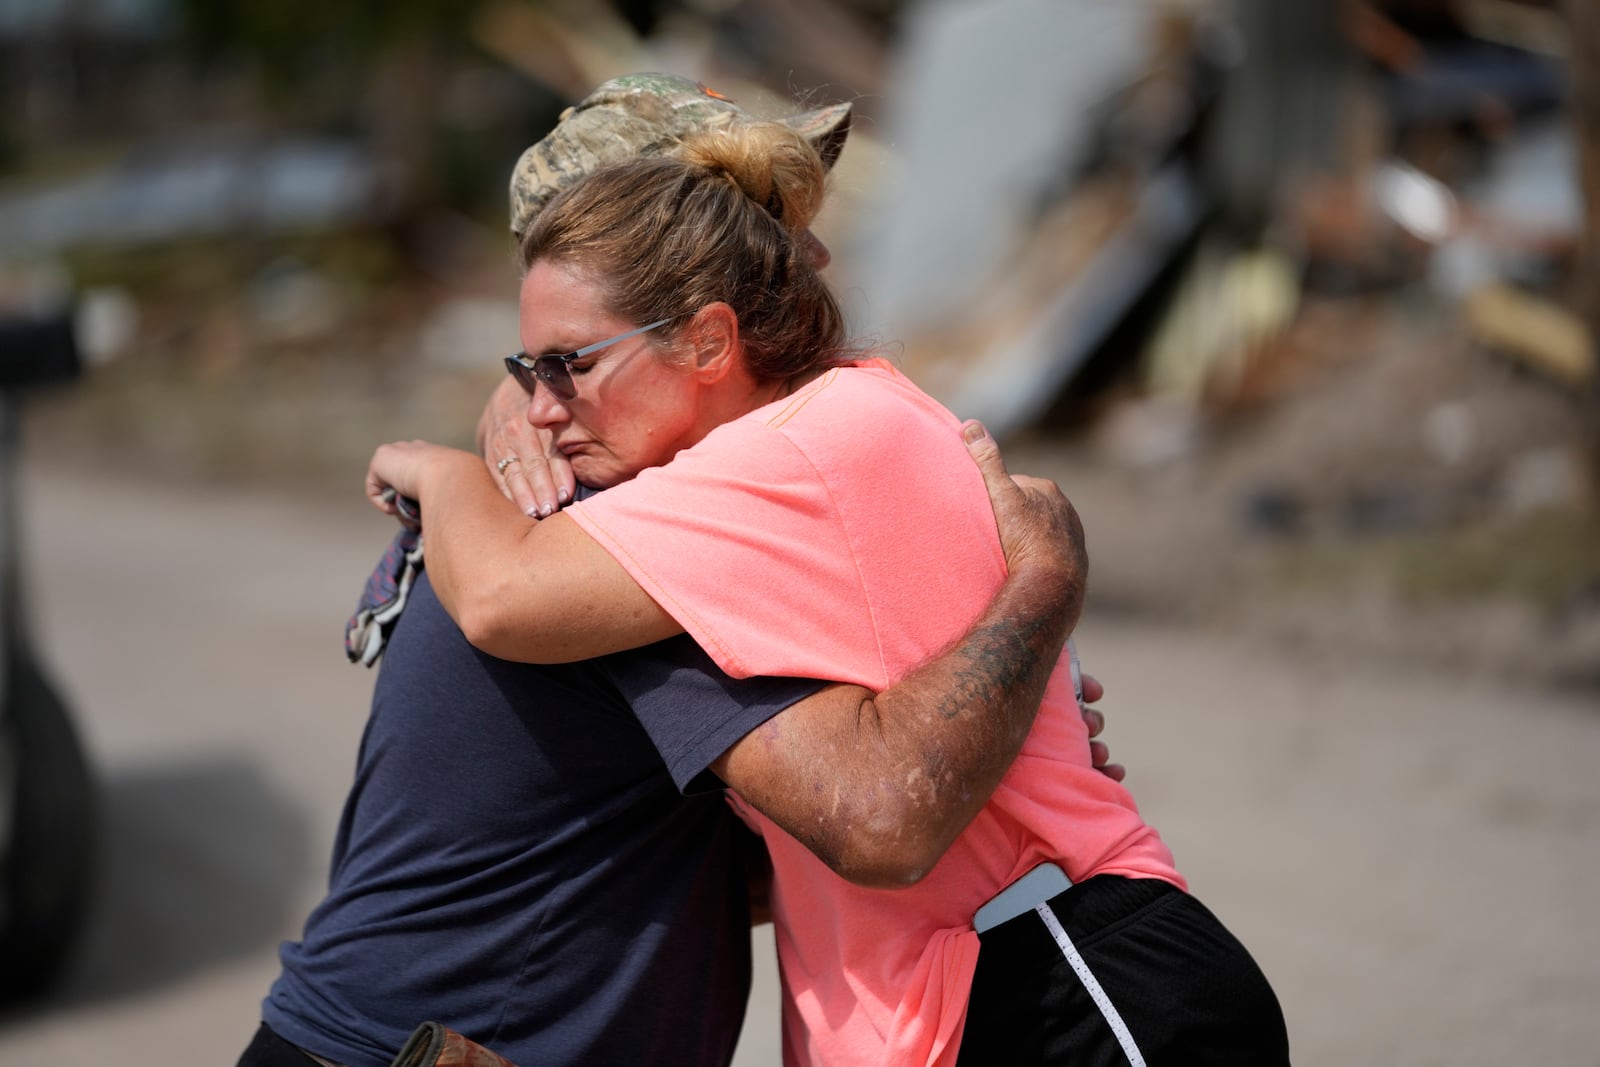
[{"xmin": 567, "ymin": 361, "xmax": 1182, "ymax": 1067}]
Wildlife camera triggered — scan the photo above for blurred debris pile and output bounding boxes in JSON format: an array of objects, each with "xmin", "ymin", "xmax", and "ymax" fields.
[
  {"xmin": 862, "ymin": 0, "xmax": 1598, "ymax": 671},
  {"xmin": 880, "ymin": 0, "xmax": 1591, "ymax": 428}
]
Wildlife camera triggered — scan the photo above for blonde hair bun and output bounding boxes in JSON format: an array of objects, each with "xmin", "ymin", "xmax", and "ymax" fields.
[{"xmin": 680, "ymin": 123, "xmax": 826, "ymax": 234}]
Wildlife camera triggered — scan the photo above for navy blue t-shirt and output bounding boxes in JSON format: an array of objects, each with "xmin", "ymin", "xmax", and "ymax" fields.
[{"xmin": 264, "ymin": 570, "xmax": 820, "ymax": 1067}]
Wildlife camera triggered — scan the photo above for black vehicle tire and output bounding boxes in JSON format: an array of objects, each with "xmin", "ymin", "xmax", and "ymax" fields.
[{"xmin": 0, "ymin": 651, "xmax": 96, "ymax": 1004}]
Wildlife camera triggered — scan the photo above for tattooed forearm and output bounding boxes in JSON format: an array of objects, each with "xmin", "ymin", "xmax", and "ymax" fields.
[
  {"xmin": 823, "ymin": 562, "xmax": 1077, "ymax": 883},
  {"xmin": 933, "ymin": 605, "xmax": 1062, "ymax": 723},
  {"xmin": 714, "ymin": 544, "xmax": 1086, "ymax": 888}
]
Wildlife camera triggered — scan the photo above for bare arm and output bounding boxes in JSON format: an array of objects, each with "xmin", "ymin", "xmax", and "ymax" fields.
[
  {"xmin": 712, "ymin": 421, "xmax": 1088, "ymax": 888},
  {"xmin": 745, "ymin": 671, "xmax": 1111, "ymax": 921},
  {"xmin": 366, "ymin": 442, "xmax": 680, "ymax": 661},
  {"xmin": 366, "ymin": 420, "xmax": 1083, "ymax": 668}
]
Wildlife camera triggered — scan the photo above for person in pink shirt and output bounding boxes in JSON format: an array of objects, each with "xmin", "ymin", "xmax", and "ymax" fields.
[{"xmin": 367, "ymin": 115, "xmax": 1288, "ymax": 1064}]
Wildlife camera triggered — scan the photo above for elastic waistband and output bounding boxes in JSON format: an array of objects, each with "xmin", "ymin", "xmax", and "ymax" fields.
[{"xmin": 976, "ymin": 875, "xmax": 1180, "ymax": 960}]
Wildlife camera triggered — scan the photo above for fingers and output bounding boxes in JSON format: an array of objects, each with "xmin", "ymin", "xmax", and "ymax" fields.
[
  {"xmin": 1079, "ymin": 676, "xmax": 1123, "ymax": 781},
  {"xmin": 479, "ymin": 378, "xmax": 576, "ymax": 518},
  {"xmin": 1089, "ymin": 739, "xmax": 1126, "ymax": 781},
  {"xmin": 366, "ymin": 446, "xmax": 395, "ymax": 513},
  {"xmin": 1081, "ymin": 672, "xmax": 1104, "ymax": 704},
  {"xmin": 963, "ymin": 420, "xmax": 1032, "ymax": 569},
  {"xmin": 366, "ymin": 473, "xmax": 398, "ymax": 517},
  {"xmin": 514, "ymin": 456, "xmax": 555, "ymax": 517},
  {"xmin": 964, "ymin": 420, "xmax": 1082, "ymax": 588},
  {"xmin": 480, "ymin": 378, "xmax": 537, "ymax": 510},
  {"xmin": 366, "ymin": 443, "xmax": 417, "ymax": 521},
  {"xmin": 1081, "ymin": 706, "xmax": 1105, "ymax": 738},
  {"xmin": 492, "ymin": 452, "xmax": 541, "ymax": 517},
  {"xmin": 500, "ymin": 450, "xmax": 574, "ymax": 519},
  {"xmin": 961, "ymin": 419, "xmax": 1013, "ymax": 496}
]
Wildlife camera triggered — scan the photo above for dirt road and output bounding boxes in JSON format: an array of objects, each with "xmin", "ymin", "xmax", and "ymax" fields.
[{"xmin": 0, "ymin": 463, "xmax": 1595, "ymax": 1066}]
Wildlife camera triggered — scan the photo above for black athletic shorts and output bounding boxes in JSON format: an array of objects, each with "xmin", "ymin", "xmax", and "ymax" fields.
[{"xmin": 955, "ymin": 875, "xmax": 1291, "ymax": 1066}]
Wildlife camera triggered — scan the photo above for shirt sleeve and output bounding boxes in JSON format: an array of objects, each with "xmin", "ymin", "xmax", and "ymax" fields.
[{"xmin": 601, "ymin": 635, "xmax": 826, "ymax": 794}]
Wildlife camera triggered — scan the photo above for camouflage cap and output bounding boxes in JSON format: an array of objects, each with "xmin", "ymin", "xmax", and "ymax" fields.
[{"xmin": 508, "ymin": 72, "xmax": 852, "ymax": 236}]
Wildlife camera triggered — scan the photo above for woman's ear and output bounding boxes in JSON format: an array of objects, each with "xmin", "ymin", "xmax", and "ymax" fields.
[{"xmin": 686, "ymin": 303, "xmax": 741, "ymax": 382}]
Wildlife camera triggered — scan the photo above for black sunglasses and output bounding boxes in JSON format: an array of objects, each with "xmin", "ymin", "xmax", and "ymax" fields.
[{"xmin": 504, "ymin": 318, "xmax": 674, "ymax": 401}]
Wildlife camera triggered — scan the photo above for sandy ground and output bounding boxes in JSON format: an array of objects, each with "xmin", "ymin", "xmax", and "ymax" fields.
[{"xmin": 0, "ymin": 460, "xmax": 1596, "ymax": 1066}]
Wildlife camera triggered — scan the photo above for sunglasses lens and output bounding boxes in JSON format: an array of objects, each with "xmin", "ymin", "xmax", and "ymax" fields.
[
  {"xmin": 536, "ymin": 357, "xmax": 576, "ymax": 400},
  {"xmin": 504, "ymin": 355, "xmax": 539, "ymax": 395},
  {"xmin": 504, "ymin": 355, "xmax": 576, "ymax": 400}
]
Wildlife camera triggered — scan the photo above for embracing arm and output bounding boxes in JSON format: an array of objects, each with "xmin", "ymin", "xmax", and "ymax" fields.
[
  {"xmin": 713, "ymin": 422, "xmax": 1088, "ymax": 888},
  {"xmin": 367, "ymin": 442, "xmax": 680, "ymax": 661}
]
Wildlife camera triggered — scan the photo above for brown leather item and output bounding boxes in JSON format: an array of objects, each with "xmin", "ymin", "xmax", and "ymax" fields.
[{"xmin": 388, "ymin": 1022, "xmax": 520, "ymax": 1067}]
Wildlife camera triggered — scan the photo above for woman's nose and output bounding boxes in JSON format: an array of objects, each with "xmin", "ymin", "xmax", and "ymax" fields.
[{"xmin": 524, "ymin": 382, "xmax": 570, "ymax": 430}]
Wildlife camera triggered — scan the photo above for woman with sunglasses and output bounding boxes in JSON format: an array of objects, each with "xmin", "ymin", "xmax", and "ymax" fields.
[{"xmin": 367, "ymin": 121, "xmax": 1289, "ymax": 1066}]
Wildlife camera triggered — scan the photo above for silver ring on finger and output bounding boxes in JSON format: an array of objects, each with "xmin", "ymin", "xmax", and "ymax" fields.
[{"xmin": 496, "ymin": 456, "xmax": 519, "ymax": 475}]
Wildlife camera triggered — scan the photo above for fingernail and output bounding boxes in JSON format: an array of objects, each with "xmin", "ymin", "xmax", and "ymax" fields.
[
  {"xmin": 962, "ymin": 421, "xmax": 988, "ymax": 444},
  {"xmin": 524, "ymin": 506, "xmax": 541, "ymax": 519},
  {"xmin": 556, "ymin": 487, "xmax": 569, "ymax": 504},
  {"xmin": 538, "ymin": 502, "xmax": 555, "ymax": 518}
]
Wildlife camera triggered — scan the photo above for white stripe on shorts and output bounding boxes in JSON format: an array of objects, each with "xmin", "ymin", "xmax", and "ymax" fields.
[{"xmin": 1035, "ymin": 902, "xmax": 1147, "ymax": 1067}]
